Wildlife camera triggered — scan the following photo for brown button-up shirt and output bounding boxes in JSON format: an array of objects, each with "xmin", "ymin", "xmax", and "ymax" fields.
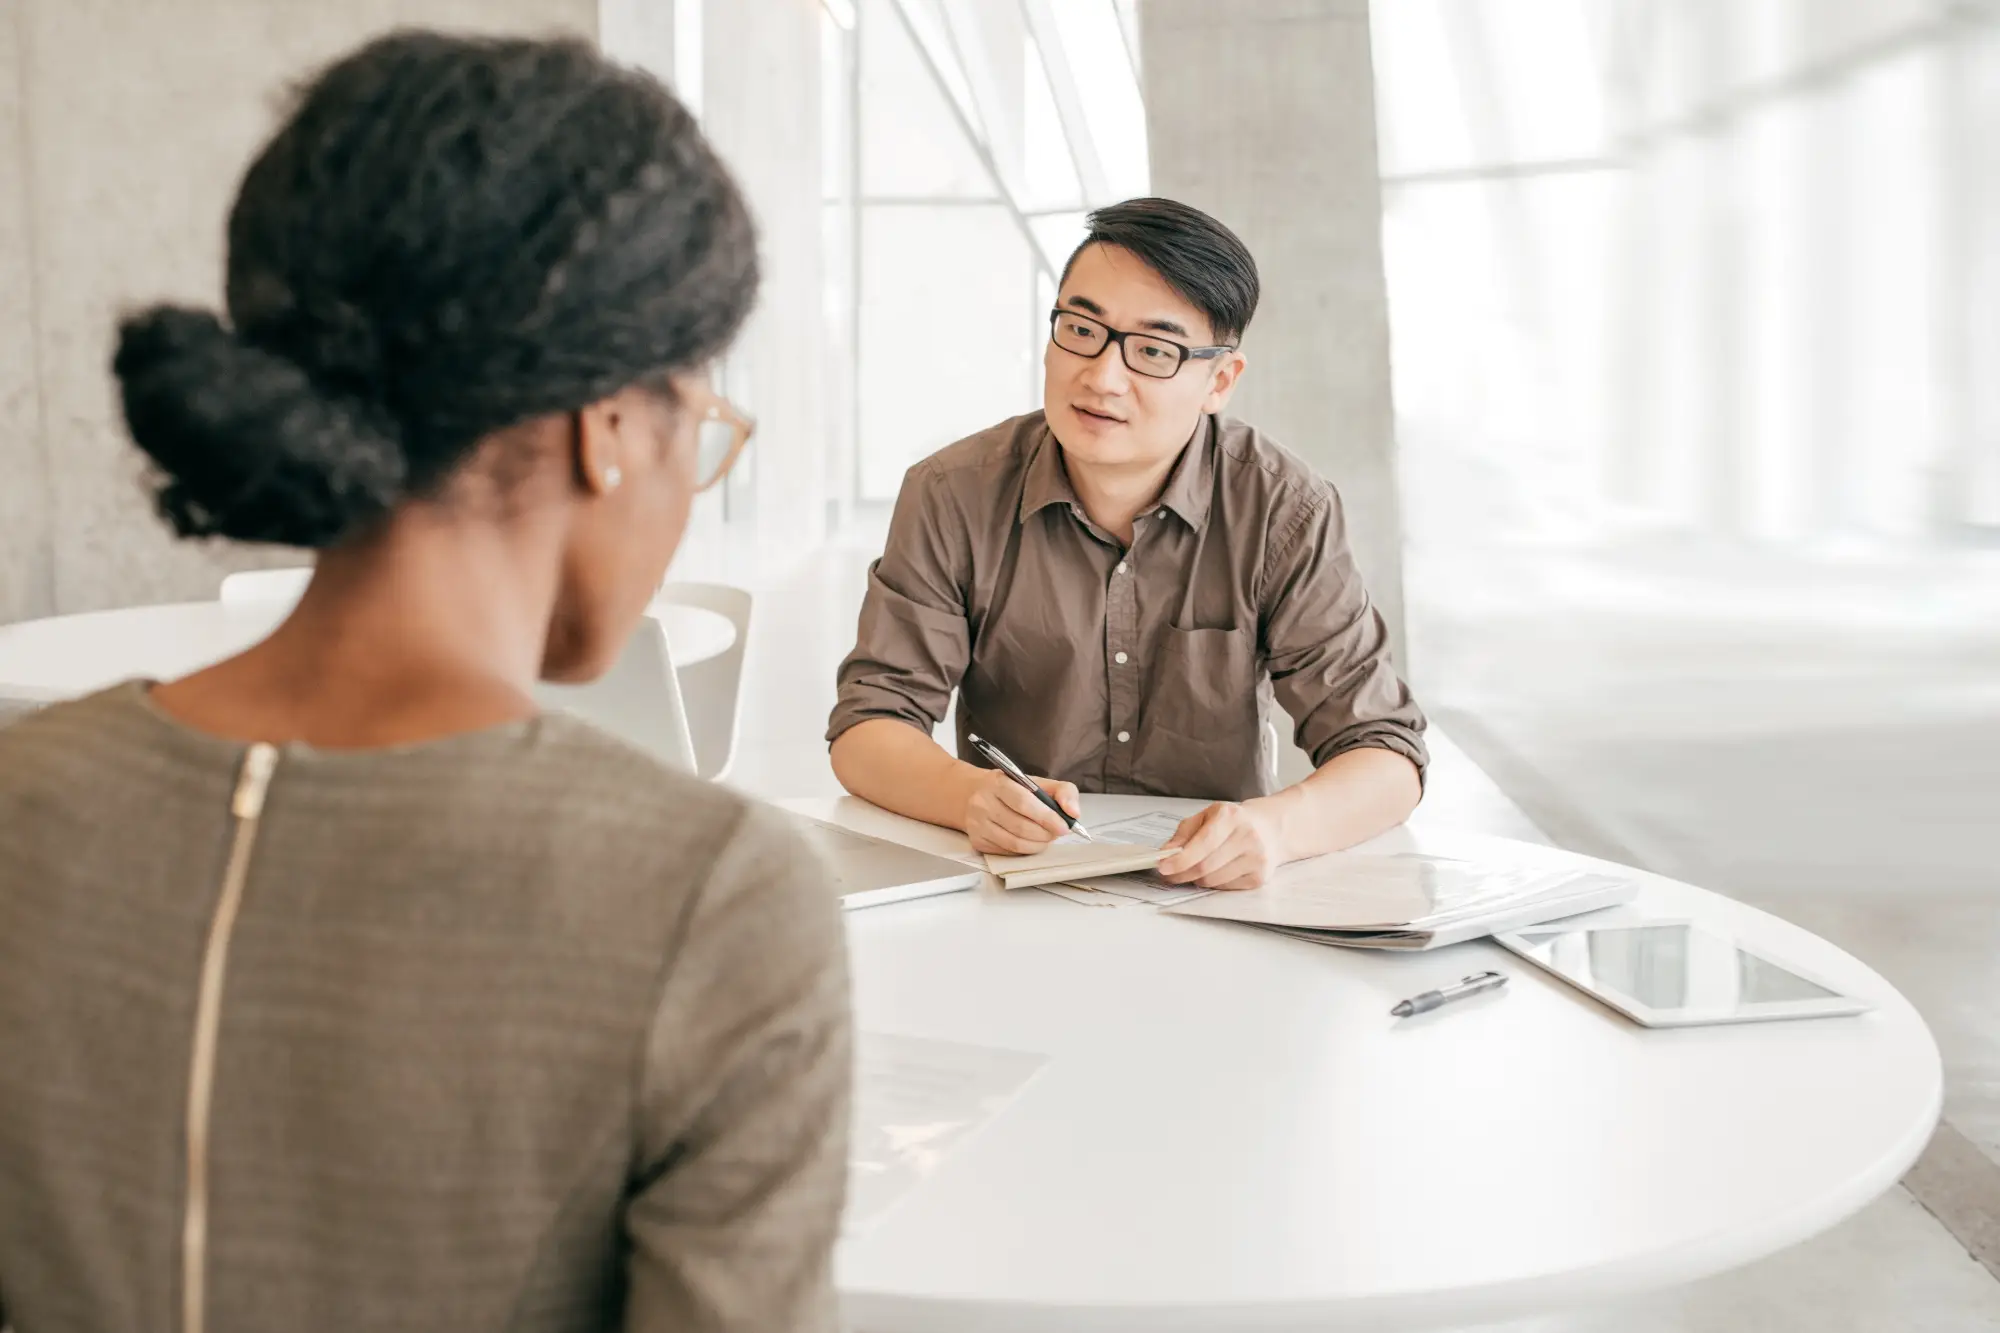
[{"xmin": 828, "ymin": 412, "xmax": 1426, "ymax": 802}]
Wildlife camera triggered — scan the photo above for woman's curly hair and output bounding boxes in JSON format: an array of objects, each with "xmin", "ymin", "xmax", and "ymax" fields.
[{"xmin": 112, "ymin": 29, "xmax": 758, "ymax": 549}]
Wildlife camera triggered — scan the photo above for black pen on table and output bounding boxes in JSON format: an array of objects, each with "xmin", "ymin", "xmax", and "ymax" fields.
[{"xmin": 967, "ymin": 734, "xmax": 1094, "ymax": 842}]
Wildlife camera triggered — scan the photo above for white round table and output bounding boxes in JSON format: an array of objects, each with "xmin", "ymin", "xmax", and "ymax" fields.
[
  {"xmin": 0, "ymin": 596, "xmax": 736, "ymax": 701},
  {"xmin": 789, "ymin": 794, "xmax": 1940, "ymax": 1333}
]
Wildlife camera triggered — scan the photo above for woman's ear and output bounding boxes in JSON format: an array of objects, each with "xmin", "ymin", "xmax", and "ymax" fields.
[{"xmin": 572, "ymin": 400, "xmax": 626, "ymax": 497}]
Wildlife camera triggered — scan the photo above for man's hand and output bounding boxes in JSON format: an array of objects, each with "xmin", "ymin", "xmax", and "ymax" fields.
[
  {"xmin": 1157, "ymin": 800, "xmax": 1289, "ymax": 889},
  {"xmin": 962, "ymin": 769, "xmax": 1081, "ymax": 856}
]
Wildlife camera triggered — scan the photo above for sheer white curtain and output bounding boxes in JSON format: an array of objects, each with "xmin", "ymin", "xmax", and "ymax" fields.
[{"xmin": 1373, "ymin": 0, "xmax": 2000, "ymax": 550}]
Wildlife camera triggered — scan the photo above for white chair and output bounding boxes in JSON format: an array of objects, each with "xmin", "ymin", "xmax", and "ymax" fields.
[
  {"xmin": 657, "ymin": 581, "xmax": 753, "ymax": 782},
  {"xmin": 535, "ymin": 616, "xmax": 698, "ymax": 775},
  {"xmin": 218, "ymin": 567, "xmax": 313, "ymax": 607}
]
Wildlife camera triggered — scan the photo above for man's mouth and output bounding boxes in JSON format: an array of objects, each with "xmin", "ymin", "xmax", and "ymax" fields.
[{"xmin": 1074, "ymin": 404, "xmax": 1126, "ymax": 424}]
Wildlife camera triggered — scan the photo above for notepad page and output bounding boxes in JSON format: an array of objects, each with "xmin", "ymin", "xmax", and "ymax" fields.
[{"xmin": 982, "ymin": 810, "xmax": 1179, "ymax": 888}]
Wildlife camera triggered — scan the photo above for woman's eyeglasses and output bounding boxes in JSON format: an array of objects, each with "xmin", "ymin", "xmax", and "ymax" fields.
[{"xmin": 687, "ymin": 389, "xmax": 755, "ymax": 493}]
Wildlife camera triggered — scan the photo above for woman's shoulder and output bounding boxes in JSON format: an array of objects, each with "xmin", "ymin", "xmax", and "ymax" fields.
[
  {"xmin": 521, "ymin": 712, "xmax": 794, "ymax": 847},
  {"xmin": 0, "ymin": 689, "xmax": 828, "ymax": 929},
  {"xmin": 507, "ymin": 713, "xmax": 831, "ymax": 911}
]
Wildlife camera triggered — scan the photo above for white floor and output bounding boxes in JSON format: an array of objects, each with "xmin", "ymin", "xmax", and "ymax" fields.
[{"xmin": 691, "ymin": 514, "xmax": 2000, "ymax": 1331}]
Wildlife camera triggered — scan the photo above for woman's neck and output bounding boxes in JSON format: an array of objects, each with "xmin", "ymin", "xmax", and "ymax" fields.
[{"xmin": 151, "ymin": 509, "xmax": 567, "ymax": 749}]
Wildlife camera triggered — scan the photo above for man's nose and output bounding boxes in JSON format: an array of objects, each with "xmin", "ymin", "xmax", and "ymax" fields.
[{"xmin": 1081, "ymin": 344, "xmax": 1134, "ymax": 396}]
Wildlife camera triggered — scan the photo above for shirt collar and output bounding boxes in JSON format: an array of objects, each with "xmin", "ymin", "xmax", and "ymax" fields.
[
  {"xmin": 1019, "ymin": 415, "xmax": 1216, "ymax": 533},
  {"xmin": 1018, "ymin": 422, "xmax": 1079, "ymax": 523},
  {"xmin": 1154, "ymin": 416, "xmax": 1216, "ymax": 532}
]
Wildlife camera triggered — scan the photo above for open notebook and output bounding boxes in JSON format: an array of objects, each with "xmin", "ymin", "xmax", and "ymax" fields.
[{"xmin": 1163, "ymin": 853, "xmax": 1638, "ymax": 950}]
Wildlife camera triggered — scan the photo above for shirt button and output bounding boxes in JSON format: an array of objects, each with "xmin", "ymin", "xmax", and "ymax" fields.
[
  {"xmin": 1116, "ymin": 730, "xmax": 1131, "ymax": 743},
  {"xmin": 1114, "ymin": 562, "xmax": 1128, "ymax": 575},
  {"xmin": 1114, "ymin": 651, "xmax": 1129, "ymax": 665}
]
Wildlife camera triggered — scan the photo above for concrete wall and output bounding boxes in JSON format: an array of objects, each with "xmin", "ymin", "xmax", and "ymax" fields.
[
  {"xmin": 0, "ymin": 4, "xmax": 50, "ymax": 627},
  {"xmin": 1138, "ymin": 0, "xmax": 1407, "ymax": 664},
  {"xmin": 0, "ymin": 0, "xmax": 826, "ymax": 624},
  {"xmin": 0, "ymin": 0, "xmax": 596, "ymax": 625}
]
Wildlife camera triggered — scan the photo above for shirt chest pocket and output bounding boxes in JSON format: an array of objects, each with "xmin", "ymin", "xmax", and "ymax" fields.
[{"xmin": 1144, "ymin": 625, "xmax": 1262, "ymax": 741}]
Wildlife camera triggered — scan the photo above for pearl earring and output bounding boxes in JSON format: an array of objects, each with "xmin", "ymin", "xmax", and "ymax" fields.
[{"xmin": 603, "ymin": 465, "xmax": 623, "ymax": 491}]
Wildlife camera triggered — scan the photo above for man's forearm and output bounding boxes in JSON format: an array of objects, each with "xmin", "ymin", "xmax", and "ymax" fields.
[
  {"xmin": 829, "ymin": 718, "xmax": 980, "ymax": 831},
  {"xmin": 1251, "ymin": 745, "xmax": 1422, "ymax": 862}
]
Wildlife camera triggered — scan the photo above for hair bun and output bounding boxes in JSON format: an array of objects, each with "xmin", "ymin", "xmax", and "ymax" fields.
[{"xmin": 113, "ymin": 306, "xmax": 408, "ymax": 548}]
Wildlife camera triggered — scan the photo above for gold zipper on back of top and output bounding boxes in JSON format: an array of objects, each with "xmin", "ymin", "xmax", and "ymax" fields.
[{"xmin": 181, "ymin": 742, "xmax": 279, "ymax": 1333}]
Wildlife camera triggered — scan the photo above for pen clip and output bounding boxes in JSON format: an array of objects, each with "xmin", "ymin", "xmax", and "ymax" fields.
[{"xmin": 969, "ymin": 734, "xmax": 1030, "ymax": 784}]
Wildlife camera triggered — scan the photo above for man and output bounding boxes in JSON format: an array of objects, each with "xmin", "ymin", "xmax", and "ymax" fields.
[{"xmin": 828, "ymin": 198, "xmax": 1425, "ymax": 889}]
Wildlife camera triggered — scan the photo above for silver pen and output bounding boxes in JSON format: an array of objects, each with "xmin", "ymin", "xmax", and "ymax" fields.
[
  {"xmin": 966, "ymin": 733, "xmax": 1093, "ymax": 841},
  {"xmin": 1390, "ymin": 970, "xmax": 1508, "ymax": 1018}
]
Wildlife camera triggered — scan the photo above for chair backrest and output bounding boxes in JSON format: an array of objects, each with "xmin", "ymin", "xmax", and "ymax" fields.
[
  {"xmin": 218, "ymin": 567, "xmax": 313, "ymax": 607},
  {"xmin": 656, "ymin": 581, "xmax": 753, "ymax": 783},
  {"xmin": 535, "ymin": 616, "xmax": 698, "ymax": 775}
]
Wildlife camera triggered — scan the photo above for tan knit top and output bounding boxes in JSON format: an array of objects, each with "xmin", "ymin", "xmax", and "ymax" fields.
[{"xmin": 0, "ymin": 683, "xmax": 850, "ymax": 1333}]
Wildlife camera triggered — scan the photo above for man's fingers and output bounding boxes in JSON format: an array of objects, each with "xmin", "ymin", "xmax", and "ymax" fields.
[
  {"xmin": 1177, "ymin": 843, "xmax": 1241, "ymax": 886},
  {"xmin": 1161, "ymin": 806, "xmax": 1211, "ymax": 853},
  {"xmin": 1195, "ymin": 849, "xmax": 1258, "ymax": 889},
  {"xmin": 998, "ymin": 779, "xmax": 1070, "ymax": 833},
  {"xmin": 991, "ymin": 803, "xmax": 1057, "ymax": 846},
  {"xmin": 994, "ymin": 827, "xmax": 1048, "ymax": 855},
  {"xmin": 974, "ymin": 826, "xmax": 1044, "ymax": 856},
  {"xmin": 971, "ymin": 806, "xmax": 1054, "ymax": 855},
  {"xmin": 1161, "ymin": 807, "xmax": 1233, "ymax": 876},
  {"xmin": 1039, "ymin": 779, "xmax": 1082, "ymax": 818}
]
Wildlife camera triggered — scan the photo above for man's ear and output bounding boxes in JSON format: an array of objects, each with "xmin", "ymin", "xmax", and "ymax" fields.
[{"xmin": 1200, "ymin": 349, "xmax": 1248, "ymax": 415}]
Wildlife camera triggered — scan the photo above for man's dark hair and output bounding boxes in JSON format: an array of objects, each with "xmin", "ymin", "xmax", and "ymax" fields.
[
  {"xmin": 1059, "ymin": 197, "xmax": 1259, "ymax": 345},
  {"xmin": 112, "ymin": 30, "xmax": 758, "ymax": 549}
]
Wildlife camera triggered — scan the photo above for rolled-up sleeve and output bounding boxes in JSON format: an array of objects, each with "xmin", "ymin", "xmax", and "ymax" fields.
[
  {"xmin": 826, "ymin": 461, "xmax": 974, "ymax": 745},
  {"xmin": 1259, "ymin": 483, "xmax": 1428, "ymax": 782}
]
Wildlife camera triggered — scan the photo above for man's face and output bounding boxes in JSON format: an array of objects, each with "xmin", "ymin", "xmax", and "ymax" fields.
[{"xmin": 1043, "ymin": 242, "xmax": 1245, "ymax": 470}]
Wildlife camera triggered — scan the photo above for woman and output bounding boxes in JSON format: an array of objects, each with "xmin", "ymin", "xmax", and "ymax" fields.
[{"xmin": 0, "ymin": 30, "xmax": 847, "ymax": 1333}]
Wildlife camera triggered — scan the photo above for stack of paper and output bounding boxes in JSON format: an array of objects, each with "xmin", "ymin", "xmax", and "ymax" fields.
[{"xmin": 1162, "ymin": 853, "xmax": 1636, "ymax": 950}]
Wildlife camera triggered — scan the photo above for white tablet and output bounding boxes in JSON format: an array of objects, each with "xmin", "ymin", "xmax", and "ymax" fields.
[{"xmin": 1493, "ymin": 920, "xmax": 1872, "ymax": 1028}]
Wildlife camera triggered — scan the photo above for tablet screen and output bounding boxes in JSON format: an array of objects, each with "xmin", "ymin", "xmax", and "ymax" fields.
[{"xmin": 1511, "ymin": 922, "xmax": 1840, "ymax": 1012}]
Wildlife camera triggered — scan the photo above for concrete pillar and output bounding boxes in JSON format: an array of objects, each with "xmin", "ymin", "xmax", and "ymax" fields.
[
  {"xmin": 0, "ymin": 4, "xmax": 53, "ymax": 625},
  {"xmin": 1137, "ymin": 0, "xmax": 1408, "ymax": 667},
  {"xmin": 0, "ymin": 0, "xmax": 598, "ymax": 625},
  {"xmin": 694, "ymin": 0, "xmax": 826, "ymax": 570}
]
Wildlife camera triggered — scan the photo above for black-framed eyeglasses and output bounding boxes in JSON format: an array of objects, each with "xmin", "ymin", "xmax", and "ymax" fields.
[{"xmin": 1048, "ymin": 308, "xmax": 1235, "ymax": 380}]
